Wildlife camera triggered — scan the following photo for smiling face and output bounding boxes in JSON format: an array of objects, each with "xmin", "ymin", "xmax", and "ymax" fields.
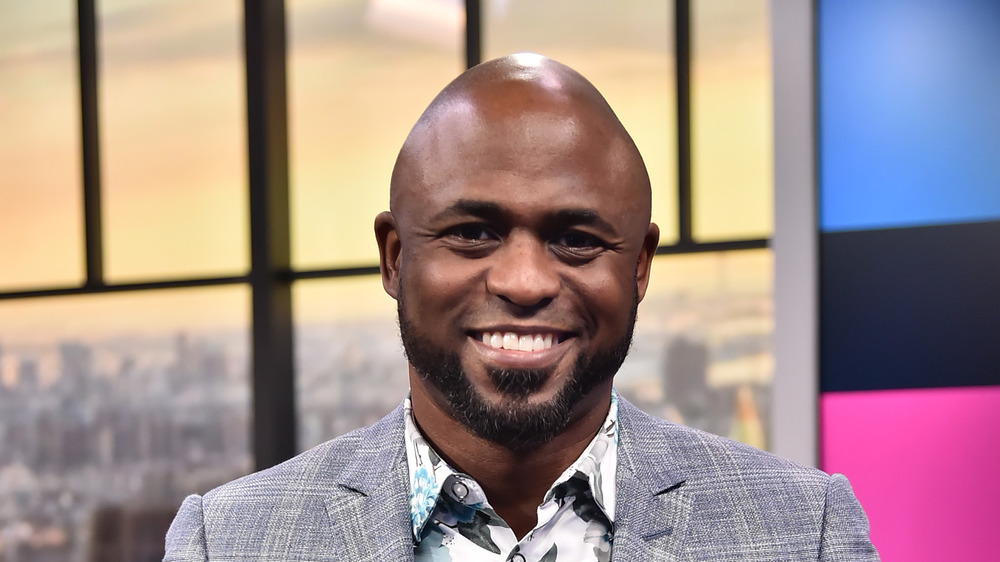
[{"xmin": 376, "ymin": 55, "xmax": 659, "ymax": 450}]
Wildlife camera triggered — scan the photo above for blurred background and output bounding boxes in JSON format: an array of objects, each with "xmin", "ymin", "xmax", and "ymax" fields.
[{"xmin": 0, "ymin": 1, "xmax": 997, "ymax": 560}]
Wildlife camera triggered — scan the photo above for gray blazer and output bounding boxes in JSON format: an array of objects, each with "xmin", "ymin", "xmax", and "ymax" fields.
[{"xmin": 164, "ymin": 398, "xmax": 878, "ymax": 561}]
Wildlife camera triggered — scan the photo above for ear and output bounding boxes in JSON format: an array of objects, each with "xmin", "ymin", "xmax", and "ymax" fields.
[
  {"xmin": 635, "ymin": 222, "xmax": 659, "ymax": 303},
  {"xmin": 374, "ymin": 211, "xmax": 402, "ymax": 300}
]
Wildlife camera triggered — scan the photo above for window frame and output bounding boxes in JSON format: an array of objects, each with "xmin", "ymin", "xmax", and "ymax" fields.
[{"xmin": 0, "ymin": 0, "xmax": 769, "ymax": 471}]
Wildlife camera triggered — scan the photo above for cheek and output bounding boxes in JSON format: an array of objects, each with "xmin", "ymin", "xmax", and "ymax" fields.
[
  {"xmin": 570, "ymin": 266, "xmax": 638, "ymax": 328},
  {"xmin": 402, "ymin": 250, "xmax": 485, "ymax": 310}
]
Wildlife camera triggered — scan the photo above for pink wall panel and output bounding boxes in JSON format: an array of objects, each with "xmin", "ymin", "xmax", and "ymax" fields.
[{"xmin": 821, "ymin": 386, "xmax": 1000, "ymax": 561}]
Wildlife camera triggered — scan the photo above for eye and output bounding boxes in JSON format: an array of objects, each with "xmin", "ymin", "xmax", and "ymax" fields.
[
  {"xmin": 441, "ymin": 223, "xmax": 499, "ymax": 257},
  {"xmin": 449, "ymin": 223, "xmax": 495, "ymax": 241},
  {"xmin": 553, "ymin": 230, "xmax": 602, "ymax": 249},
  {"xmin": 549, "ymin": 230, "xmax": 607, "ymax": 263}
]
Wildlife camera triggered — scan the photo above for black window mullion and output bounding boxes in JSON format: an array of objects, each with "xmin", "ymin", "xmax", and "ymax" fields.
[
  {"xmin": 78, "ymin": 0, "xmax": 104, "ymax": 288},
  {"xmin": 245, "ymin": 0, "xmax": 296, "ymax": 472},
  {"xmin": 675, "ymin": 0, "xmax": 693, "ymax": 248},
  {"xmin": 465, "ymin": 0, "xmax": 482, "ymax": 69}
]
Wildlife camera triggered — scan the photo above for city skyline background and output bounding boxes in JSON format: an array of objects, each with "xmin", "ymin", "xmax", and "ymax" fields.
[{"xmin": 1, "ymin": 1, "xmax": 773, "ymax": 559}]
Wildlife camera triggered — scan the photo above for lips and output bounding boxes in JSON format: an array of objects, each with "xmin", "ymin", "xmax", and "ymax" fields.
[
  {"xmin": 480, "ymin": 331, "xmax": 556, "ymax": 352},
  {"xmin": 473, "ymin": 325, "xmax": 575, "ymax": 353},
  {"xmin": 467, "ymin": 328, "xmax": 575, "ymax": 371}
]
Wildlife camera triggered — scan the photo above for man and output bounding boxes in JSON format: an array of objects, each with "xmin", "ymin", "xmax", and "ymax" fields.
[{"xmin": 165, "ymin": 54, "xmax": 878, "ymax": 561}]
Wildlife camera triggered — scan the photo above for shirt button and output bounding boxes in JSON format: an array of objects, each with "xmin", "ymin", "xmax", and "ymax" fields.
[
  {"xmin": 451, "ymin": 480, "xmax": 469, "ymax": 501},
  {"xmin": 510, "ymin": 555, "xmax": 526, "ymax": 562}
]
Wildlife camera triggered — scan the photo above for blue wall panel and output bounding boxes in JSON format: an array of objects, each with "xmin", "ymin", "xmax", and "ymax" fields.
[{"xmin": 820, "ymin": 0, "xmax": 1000, "ymax": 232}]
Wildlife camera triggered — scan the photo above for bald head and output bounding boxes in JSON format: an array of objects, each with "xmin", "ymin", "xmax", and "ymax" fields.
[{"xmin": 389, "ymin": 53, "xmax": 651, "ymax": 222}]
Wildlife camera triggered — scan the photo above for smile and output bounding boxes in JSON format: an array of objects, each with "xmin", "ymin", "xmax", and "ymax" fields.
[{"xmin": 479, "ymin": 331, "xmax": 560, "ymax": 352}]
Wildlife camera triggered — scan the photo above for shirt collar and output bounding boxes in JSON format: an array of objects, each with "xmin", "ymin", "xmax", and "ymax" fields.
[{"xmin": 403, "ymin": 391, "xmax": 620, "ymax": 542}]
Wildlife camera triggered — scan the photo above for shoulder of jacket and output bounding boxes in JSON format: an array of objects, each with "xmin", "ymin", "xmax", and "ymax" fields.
[
  {"xmin": 201, "ymin": 403, "xmax": 406, "ymax": 506},
  {"xmin": 618, "ymin": 395, "xmax": 829, "ymax": 485}
]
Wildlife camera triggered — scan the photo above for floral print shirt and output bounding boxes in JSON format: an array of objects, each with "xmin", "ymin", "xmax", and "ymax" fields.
[{"xmin": 404, "ymin": 393, "xmax": 619, "ymax": 562}]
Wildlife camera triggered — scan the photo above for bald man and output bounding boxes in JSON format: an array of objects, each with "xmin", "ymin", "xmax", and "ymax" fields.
[{"xmin": 164, "ymin": 54, "xmax": 878, "ymax": 561}]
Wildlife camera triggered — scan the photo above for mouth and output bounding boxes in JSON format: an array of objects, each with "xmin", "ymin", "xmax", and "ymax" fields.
[{"xmin": 475, "ymin": 330, "xmax": 570, "ymax": 353}]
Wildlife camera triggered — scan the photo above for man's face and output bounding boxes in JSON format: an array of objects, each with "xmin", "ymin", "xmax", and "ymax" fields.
[{"xmin": 379, "ymin": 92, "xmax": 658, "ymax": 449}]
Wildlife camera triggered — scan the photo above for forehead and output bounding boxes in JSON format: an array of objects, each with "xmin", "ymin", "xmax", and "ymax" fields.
[{"xmin": 397, "ymin": 99, "xmax": 645, "ymax": 222}]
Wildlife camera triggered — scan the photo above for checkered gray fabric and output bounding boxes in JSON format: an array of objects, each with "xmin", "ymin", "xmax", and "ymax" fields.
[{"xmin": 164, "ymin": 397, "xmax": 878, "ymax": 561}]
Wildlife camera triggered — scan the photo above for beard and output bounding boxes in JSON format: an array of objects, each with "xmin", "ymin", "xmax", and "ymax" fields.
[{"xmin": 398, "ymin": 288, "xmax": 638, "ymax": 452}]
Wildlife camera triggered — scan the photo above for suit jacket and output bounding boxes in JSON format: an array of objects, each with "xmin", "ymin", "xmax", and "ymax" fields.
[{"xmin": 164, "ymin": 398, "xmax": 879, "ymax": 561}]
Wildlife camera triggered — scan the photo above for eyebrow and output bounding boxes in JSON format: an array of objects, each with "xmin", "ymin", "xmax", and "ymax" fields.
[
  {"xmin": 431, "ymin": 199, "xmax": 618, "ymax": 234},
  {"xmin": 431, "ymin": 199, "xmax": 505, "ymax": 222},
  {"xmin": 550, "ymin": 208, "xmax": 618, "ymax": 234}
]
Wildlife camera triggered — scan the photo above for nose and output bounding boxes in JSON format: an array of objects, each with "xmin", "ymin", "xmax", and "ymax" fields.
[{"xmin": 485, "ymin": 234, "xmax": 560, "ymax": 309}]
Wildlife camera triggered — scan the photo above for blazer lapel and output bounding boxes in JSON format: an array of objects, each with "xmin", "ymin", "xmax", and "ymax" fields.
[
  {"xmin": 316, "ymin": 398, "xmax": 692, "ymax": 561},
  {"xmin": 611, "ymin": 398, "xmax": 691, "ymax": 562},
  {"xmin": 323, "ymin": 405, "xmax": 415, "ymax": 562}
]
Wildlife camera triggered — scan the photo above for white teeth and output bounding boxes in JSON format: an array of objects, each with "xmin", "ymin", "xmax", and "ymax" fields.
[
  {"xmin": 503, "ymin": 333, "xmax": 519, "ymax": 350},
  {"xmin": 482, "ymin": 331, "xmax": 557, "ymax": 352},
  {"xmin": 518, "ymin": 335, "xmax": 532, "ymax": 351},
  {"xmin": 533, "ymin": 335, "xmax": 545, "ymax": 350}
]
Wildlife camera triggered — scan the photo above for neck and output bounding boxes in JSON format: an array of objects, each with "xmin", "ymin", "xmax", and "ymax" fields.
[{"xmin": 409, "ymin": 376, "xmax": 612, "ymax": 538}]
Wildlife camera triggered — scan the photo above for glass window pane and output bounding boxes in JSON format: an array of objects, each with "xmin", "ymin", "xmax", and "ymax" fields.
[
  {"xmin": 692, "ymin": 0, "xmax": 773, "ymax": 241},
  {"xmin": 0, "ymin": 286, "xmax": 250, "ymax": 560},
  {"xmin": 484, "ymin": 0, "xmax": 678, "ymax": 244},
  {"xmin": 294, "ymin": 276, "xmax": 405, "ymax": 451},
  {"xmin": 0, "ymin": 4, "xmax": 83, "ymax": 290},
  {"xmin": 619, "ymin": 250, "xmax": 773, "ymax": 449},
  {"xmin": 100, "ymin": 0, "xmax": 247, "ymax": 282},
  {"xmin": 289, "ymin": 0, "xmax": 464, "ymax": 270}
]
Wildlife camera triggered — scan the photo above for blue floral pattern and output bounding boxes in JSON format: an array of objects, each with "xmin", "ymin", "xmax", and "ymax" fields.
[
  {"xmin": 411, "ymin": 466, "xmax": 437, "ymax": 528},
  {"xmin": 404, "ymin": 392, "xmax": 620, "ymax": 561}
]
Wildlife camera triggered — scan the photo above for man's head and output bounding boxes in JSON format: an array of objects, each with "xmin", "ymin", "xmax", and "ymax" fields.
[{"xmin": 375, "ymin": 54, "xmax": 659, "ymax": 451}]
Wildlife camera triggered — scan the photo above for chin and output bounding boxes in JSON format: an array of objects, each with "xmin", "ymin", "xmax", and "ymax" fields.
[{"xmin": 397, "ymin": 288, "xmax": 636, "ymax": 450}]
